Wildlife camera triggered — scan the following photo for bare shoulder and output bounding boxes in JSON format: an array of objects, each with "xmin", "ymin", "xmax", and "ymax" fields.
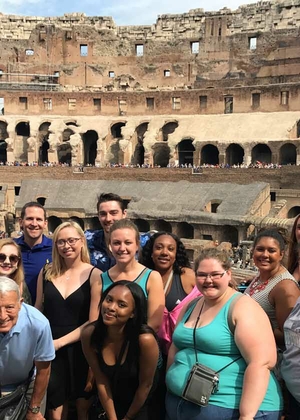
[
  {"xmin": 148, "ymin": 269, "xmax": 162, "ymax": 282},
  {"xmin": 233, "ymin": 294, "xmax": 266, "ymax": 319},
  {"xmin": 139, "ymin": 332, "xmax": 158, "ymax": 349},
  {"xmin": 81, "ymin": 322, "xmax": 95, "ymax": 340},
  {"xmin": 180, "ymin": 267, "xmax": 196, "ymax": 289},
  {"xmin": 273, "ymin": 278, "xmax": 300, "ymax": 293}
]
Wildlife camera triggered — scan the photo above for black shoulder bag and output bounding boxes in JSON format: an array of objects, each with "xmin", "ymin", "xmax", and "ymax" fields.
[{"xmin": 182, "ymin": 296, "xmax": 242, "ymax": 407}]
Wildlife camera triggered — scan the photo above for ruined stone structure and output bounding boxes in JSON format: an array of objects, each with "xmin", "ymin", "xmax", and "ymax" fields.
[{"xmin": 0, "ymin": 0, "xmax": 300, "ymax": 166}]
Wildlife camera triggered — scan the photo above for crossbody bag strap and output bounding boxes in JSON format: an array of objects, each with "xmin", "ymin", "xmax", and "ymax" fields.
[{"xmin": 192, "ymin": 299, "xmax": 204, "ymax": 363}]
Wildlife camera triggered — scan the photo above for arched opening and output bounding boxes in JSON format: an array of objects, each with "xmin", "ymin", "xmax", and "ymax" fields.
[
  {"xmin": 69, "ymin": 216, "xmax": 85, "ymax": 231},
  {"xmin": 62, "ymin": 128, "xmax": 74, "ymax": 142},
  {"xmin": 226, "ymin": 144, "xmax": 244, "ymax": 166},
  {"xmin": 288, "ymin": 206, "xmax": 300, "ymax": 218},
  {"xmin": 82, "ymin": 130, "xmax": 98, "ymax": 165},
  {"xmin": 111, "ymin": 122, "xmax": 126, "ymax": 139},
  {"xmin": 201, "ymin": 144, "xmax": 219, "ymax": 165},
  {"xmin": 221, "ymin": 225, "xmax": 238, "ymax": 244},
  {"xmin": 177, "ymin": 139, "xmax": 195, "ymax": 166},
  {"xmin": 0, "ymin": 121, "xmax": 8, "ymax": 140},
  {"xmin": 36, "ymin": 197, "xmax": 46, "ymax": 206},
  {"xmin": 16, "ymin": 121, "xmax": 30, "ymax": 137},
  {"xmin": 251, "ymin": 144, "xmax": 272, "ymax": 164},
  {"xmin": 133, "ymin": 219, "xmax": 150, "ymax": 233},
  {"xmin": 133, "ymin": 123, "xmax": 148, "ymax": 166},
  {"xmin": 38, "ymin": 122, "xmax": 51, "ymax": 164},
  {"xmin": 57, "ymin": 143, "xmax": 72, "ymax": 165},
  {"xmin": 297, "ymin": 120, "xmax": 300, "ymax": 138},
  {"xmin": 152, "ymin": 219, "xmax": 172, "ymax": 232},
  {"xmin": 110, "ymin": 141, "xmax": 124, "ymax": 165},
  {"xmin": 152, "ymin": 143, "xmax": 170, "ymax": 167},
  {"xmin": 177, "ymin": 222, "xmax": 194, "ymax": 239},
  {"xmin": 161, "ymin": 121, "xmax": 178, "ymax": 141},
  {"xmin": 65, "ymin": 120, "xmax": 79, "ymax": 127},
  {"xmin": 279, "ymin": 143, "xmax": 296, "ymax": 165},
  {"xmin": 204, "ymin": 199, "xmax": 222, "ymax": 213},
  {"xmin": 48, "ymin": 216, "xmax": 62, "ymax": 233}
]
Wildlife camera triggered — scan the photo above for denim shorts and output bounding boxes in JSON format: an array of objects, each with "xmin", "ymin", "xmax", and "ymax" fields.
[{"xmin": 165, "ymin": 392, "xmax": 282, "ymax": 420}]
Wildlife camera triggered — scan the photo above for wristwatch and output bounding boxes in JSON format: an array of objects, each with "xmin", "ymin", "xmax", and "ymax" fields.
[{"xmin": 28, "ymin": 406, "xmax": 41, "ymax": 414}]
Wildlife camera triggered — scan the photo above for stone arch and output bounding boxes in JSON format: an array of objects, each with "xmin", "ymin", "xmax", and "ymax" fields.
[
  {"xmin": 111, "ymin": 122, "xmax": 126, "ymax": 139},
  {"xmin": 288, "ymin": 206, "xmax": 300, "ymax": 218},
  {"xmin": 48, "ymin": 215, "xmax": 62, "ymax": 233},
  {"xmin": 297, "ymin": 121, "xmax": 300, "ymax": 138},
  {"xmin": 62, "ymin": 128, "xmax": 74, "ymax": 142},
  {"xmin": 69, "ymin": 216, "xmax": 85, "ymax": 230},
  {"xmin": 0, "ymin": 121, "xmax": 8, "ymax": 163},
  {"xmin": 134, "ymin": 218, "xmax": 150, "ymax": 232},
  {"xmin": 82, "ymin": 130, "xmax": 98, "ymax": 165},
  {"xmin": 225, "ymin": 143, "xmax": 244, "ymax": 166},
  {"xmin": 65, "ymin": 120, "xmax": 79, "ymax": 127},
  {"xmin": 177, "ymin": 138, "xmax": 195, "ymax": 166},
  {"xmin": 204, "ymin": 199, "xmax": 222, "ymax": 213},
  {"xmin": 251, "ymin": 144, "xmax": 272, "ymax": 164},
  {"xmin": 279, "ymin": 143, "xmax": 297, "ymax": 165},
  {"xmin": 132, "ymin": 122, "xmax": 148, "ymax": 166},
  {"xmin": 152, "ymin": 219, "xmax": 172, "ymax": 232},
  {"xmin": 36, "ymin": 196, "xmax": 46, "ymax": 206},
  {"xmin": 177, "ymin": 222, "xmax": 194, "ymax": 239},
  {"xmin": 0, "ymin": 120, "xmax": 8, "ymax": 140},
  {"xmin": 152, "ymin": 143, "xmax": 170, "ymax": 167},
  {"xmin": 201, "ymin": 144, "xmax": 219, "ymax": 165},
  {"xmin": 15, "ymin": 121, "xmax": 30, "ymax": 161},
  {"xmin": 221, "ymin": 225, "xmax": 238, "ymax": 245},
  {"xmin": 161, "ymin": 121, "xmax": 178, "ymax": 141}
]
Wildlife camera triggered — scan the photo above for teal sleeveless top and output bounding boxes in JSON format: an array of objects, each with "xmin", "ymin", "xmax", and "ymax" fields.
[
  {"xmin": 166, "ymin": 294, "xmax": 282, "ymax": 411},
  {"xmin": 101, "ymin": 267, "xmax": 152, "ymax": 298}
]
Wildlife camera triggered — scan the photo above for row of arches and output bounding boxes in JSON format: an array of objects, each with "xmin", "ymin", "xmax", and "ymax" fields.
[{"xmin": 0, "ymin": 119, "xmax": 298, "ymax": 166}]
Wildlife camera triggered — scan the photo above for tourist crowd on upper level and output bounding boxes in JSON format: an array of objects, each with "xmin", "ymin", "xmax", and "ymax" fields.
[{"xmin": 1, "ymin": 197, "xmax": 300, "ymax": 420}]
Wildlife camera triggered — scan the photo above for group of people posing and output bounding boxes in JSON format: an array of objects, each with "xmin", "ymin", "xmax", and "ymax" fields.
[{"xmin": 1, "ymin": 194, "xmax": 300, "ymax": 420}]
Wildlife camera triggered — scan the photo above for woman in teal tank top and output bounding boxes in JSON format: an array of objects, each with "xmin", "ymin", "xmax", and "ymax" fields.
[
  {"xmin": 100, "ymin": 219, "xmax": 165, "ymax": 333},
  {"xmin": 166, "ymin": 248, "xmax": 282, "ymax": 420}
]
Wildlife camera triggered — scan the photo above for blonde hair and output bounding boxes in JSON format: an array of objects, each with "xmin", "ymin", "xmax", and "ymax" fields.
[
  {"xmin": 194, "ymin": 247, "xmax": 237, "ymax": 289},
  {"xmin": 0, "ymin": 238, "xmax": 24, "ymax": 287},
  {"xmin": 45, "ymin": 221, "xmax": 90, "ymax": 281}
]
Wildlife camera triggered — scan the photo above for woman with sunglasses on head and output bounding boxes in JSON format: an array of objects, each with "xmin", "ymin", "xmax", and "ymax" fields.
[
  {"xmin": 287, "ymin": 214, "xmax": 300, "ymax": 283},
  {"xmin": 100, "ymin": 219, "xmax": 164, "ymax": 333},
  {"xmin": 166, "ymin": 247, "xmax": 282, "ymax": 420},
  {"xmin": 0, "ymin": 238, "xmax": 31, "ymax": 303},
  {"xmin": 82, "ymin": 280, "xmax": 160, "ymax": 420},
  {"xmin": 35, "ymin": 221, "xmax": 102, "ymax": 420},
  {"xmin": 244, "ymin": 228, "xmax": 300, "ymax": 348}
]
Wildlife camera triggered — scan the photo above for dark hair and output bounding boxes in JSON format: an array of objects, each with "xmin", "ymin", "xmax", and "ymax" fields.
[
  {"xmin": 109, "ymin": 219, "xmax": 140, "ymax": 245},
  {"xmin": 288, "ymin": 214, "xmax": 300, "ymax": 273},
  {"xmin": 141, "ymin": 231, "xmax": 191, "ymax": 274},
  {"xmin": 20, "ymin": 201, "xmax": 46, "ymax": 220},
  {"xmin": 253, "ymin": 228, "xmax": 288, "ymax": 253},
  {"xmin": 96, "ymin": 193, "xmax": 125, "ymax": 213},
  {"xmin": 91, "ymin": 280, "xmax": 154, "ymax": 352}
]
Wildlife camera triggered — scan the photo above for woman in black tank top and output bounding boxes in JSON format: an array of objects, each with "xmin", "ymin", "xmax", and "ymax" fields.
[{"xmin": 81, "ymin": 280, "xmax": 160, "ymax": 420}]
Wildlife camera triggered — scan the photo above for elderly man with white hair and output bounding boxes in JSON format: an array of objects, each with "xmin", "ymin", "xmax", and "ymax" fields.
[{"xmin": 0, "ymin": 277, "xmax": 55, "ymax": 419}]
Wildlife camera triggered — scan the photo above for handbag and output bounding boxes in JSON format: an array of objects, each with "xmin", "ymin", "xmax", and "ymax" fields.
[
  {"xmin": 182, "ymin": 297, "xmax": 241, "ymax": 407},
  {"xmin": 0, "ymin": 382, "xmax": 29, "ymax": 420}
]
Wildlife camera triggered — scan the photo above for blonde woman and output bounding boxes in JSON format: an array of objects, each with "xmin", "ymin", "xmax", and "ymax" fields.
[
  {"xmin": 35, "ymin": 221, "xmax": 102, "ymax": 420},
  {"xmin": 0, "ymin": 238, "xmax": 31, "ymax": 303}
]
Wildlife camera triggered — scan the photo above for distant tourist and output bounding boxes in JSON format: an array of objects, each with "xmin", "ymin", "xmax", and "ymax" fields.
[{"xmin": 14, "ymin": 201, "xmax": 52, "ymax": 304}]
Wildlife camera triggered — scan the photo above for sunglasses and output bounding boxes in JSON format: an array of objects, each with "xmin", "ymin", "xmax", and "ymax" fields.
[{"xmin": 0, "ymin": 253, "xmax": 20, "ymax": 264}]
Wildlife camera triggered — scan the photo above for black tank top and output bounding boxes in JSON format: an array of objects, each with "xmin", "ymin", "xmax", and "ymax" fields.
[{"xmin": 165, "ymin": 272, "xmax": 187, "ymax": 312}]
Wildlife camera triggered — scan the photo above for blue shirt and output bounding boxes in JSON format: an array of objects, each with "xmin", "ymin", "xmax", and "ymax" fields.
[
  {"xmin": 0, "ymin": 303, "xmax": 55, "ymax": 389},
  {"xmin": 14, "ymin": 235, "xmax": 52, "ymax": 304},
  {"xmin": 85, "ymin": 229, "xmax": 151, "ymax": 272}
]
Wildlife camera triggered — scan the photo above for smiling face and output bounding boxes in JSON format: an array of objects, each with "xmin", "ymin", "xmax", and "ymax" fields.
[
  {"xmin": 253, "ymin": 237, "xmax": 283, "ymax": 273},
  {"xmin": 56, "ymin": 226, "xmax": 83, "ymax": 260},
  {"xmin": 195, "ymin": 257, "xmax": 230, "ymax": 300},
  {"xmin": 0, "ymin": 244, "xmax": 20, "ymax": 277},
  {"xmin": 0, "ymin": 291, "xmax": 21, "ymax": 333},
  {"xmin": 109, "ymin": 228, "xmax": 139, "ymax": 264},
  {"xmin": 151, "ymin": 234, "xmax": 177, "ymax": 272},
  {"xmin": 98, "ymin": 201, "xmax": 127, "ymax": 235},
  {"xmin": 101, "ymin": 285, "xmax": 135, "ymax": 326},
  {"xmin": 19, "ymin": 206, "xmax": 47, "ymax": 245}
]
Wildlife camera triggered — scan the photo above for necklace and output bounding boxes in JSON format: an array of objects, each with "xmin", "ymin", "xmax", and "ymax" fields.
[
  {"xmin": 248, "ymin": 274, "xmax": 274, "ymax": 296},
  {"xmin": 65, "ymin": 271, "xmax": 70, "ymax": 281}
]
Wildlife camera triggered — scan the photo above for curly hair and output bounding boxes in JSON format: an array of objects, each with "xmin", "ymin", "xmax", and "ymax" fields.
[
  {"xmin": 287, "ymin": 214, "xmax": 300, "ymax": 274},
  {"xmin": 140, "ymin": 231, "xmax": 190, "ymax": 274}
]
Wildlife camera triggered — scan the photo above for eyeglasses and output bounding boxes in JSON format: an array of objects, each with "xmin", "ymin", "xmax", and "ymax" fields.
[
  {"xmin": 0, "ymin": 253, "xmax": 20, "ymax": 264},
  {"xmin": 56, "ymin": 237, "xmax": 81, "ymax": 247},
  {"xmin": 196, "ymin": 271, "xmax": 227, "ymax": 281}
]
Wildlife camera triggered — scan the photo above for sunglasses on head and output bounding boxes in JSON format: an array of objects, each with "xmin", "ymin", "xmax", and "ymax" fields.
[{"xmin": 0, "ymin": 253, "xmax": 20, "ymax": 264}]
